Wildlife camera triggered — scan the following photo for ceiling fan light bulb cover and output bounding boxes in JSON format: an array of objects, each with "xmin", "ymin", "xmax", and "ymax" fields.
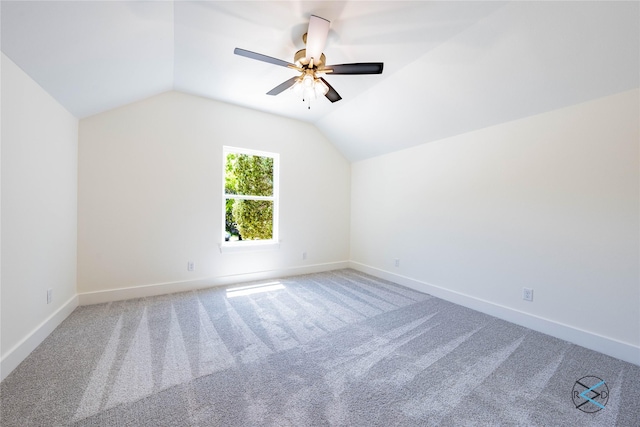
[
  {"xmin": 302, "ymin": 75, "xmax": 314, "ymax": 87},
  {"xmin": 315, "ymin": 79, "xmax": 329, "ymax": 96}
]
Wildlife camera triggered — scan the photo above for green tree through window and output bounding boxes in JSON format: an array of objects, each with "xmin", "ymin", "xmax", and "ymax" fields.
[{"xmin": 224, "ymin": 147, "xmax": 278, "ymax": 242}]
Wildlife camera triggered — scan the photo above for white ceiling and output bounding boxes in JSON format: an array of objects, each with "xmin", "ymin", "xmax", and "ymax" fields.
[{"xmin": 2, "ymin": 1, "xmax": 638, "ymax": 161}]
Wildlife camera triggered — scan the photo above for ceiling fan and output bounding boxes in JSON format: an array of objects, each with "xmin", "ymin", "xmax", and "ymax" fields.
[{"xmin": 234, "ymin": 15, "xmax": 383, "ymax": 109}]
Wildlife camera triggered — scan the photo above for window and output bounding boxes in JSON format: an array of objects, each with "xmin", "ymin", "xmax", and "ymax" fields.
[{"xmin": 222, "ymin": 146, "xmax": 279, "ymax": 247}]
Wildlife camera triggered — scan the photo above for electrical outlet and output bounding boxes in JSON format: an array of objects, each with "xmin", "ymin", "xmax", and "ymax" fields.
[
  {"xmin": 302, "ymin": 251, "xmax": 307, "ymax": 260},
  {"xmin": 522, "ymin": 288, "xmax": 533, "ymax": 302},
  {"xmin": 394, "ymin": 259, "xmax": 400, "ymax": 268},
  {"xmin": 47, "ymin": 289, "xmax": 53, "ymax": 304},
  {"xmin": 187, "ymin": 261, "xmax": 195, "ymax": 272}
]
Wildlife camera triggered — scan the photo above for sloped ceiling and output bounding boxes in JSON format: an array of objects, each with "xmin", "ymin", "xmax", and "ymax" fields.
[{"xmin": 2, "ymin": 1, "xmax": 638, "ymax": 161}]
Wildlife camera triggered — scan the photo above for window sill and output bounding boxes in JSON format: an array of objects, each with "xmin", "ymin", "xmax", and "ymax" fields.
[{"xmin": 219, "ymin": 240, "xmax": 280, "ymax": 253}]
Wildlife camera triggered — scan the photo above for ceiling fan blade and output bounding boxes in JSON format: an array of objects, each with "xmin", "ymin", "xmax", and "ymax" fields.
[
  {"xmin": 320, "ymin": 78, "xmax": 342, "ymax": 103},
  {"xmin": 234, "ymin": 48, "xmax": 296, "ymax": 68},
  {"xmin": 305, "ymin": 15, "xmax": 330, "ymax": 63},
  {"xmin": 325, "ymin": 63, "xmax": 384, "ymax": 75},
  {"xmin": 266, "ymin": 76, "xmax": 300, "ymax": 96}
]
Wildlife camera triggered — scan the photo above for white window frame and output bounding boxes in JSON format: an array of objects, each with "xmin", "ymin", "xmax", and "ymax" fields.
[{"xmin": 220, "ymin": 146, "xmax": 279, "ymax": 252}]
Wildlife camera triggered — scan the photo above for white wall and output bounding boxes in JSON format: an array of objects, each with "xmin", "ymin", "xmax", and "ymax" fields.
[
  {"xmin": 1, "ymin": 53, "xmax": 79, "ymax": 379},
  {"xmin": 350, "ymin": 89, "xmax": 639, "ymax": 362},
  {"xmin": 78, "ymin": 91, "xmax": 350, "ymax": 300}
]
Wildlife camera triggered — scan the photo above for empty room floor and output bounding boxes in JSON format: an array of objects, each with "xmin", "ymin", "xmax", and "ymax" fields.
[{"xmin": 1, "ymin": 270, "xmax": 638, "ymax": 426}]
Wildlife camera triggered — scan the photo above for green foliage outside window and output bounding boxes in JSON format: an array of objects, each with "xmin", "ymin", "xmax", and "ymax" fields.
[{"xmin": 225, "ymin": 153, "xmax": 274, "ymax": 241}]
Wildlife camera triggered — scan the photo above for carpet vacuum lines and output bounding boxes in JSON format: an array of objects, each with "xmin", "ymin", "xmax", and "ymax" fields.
[{"xmin": 0, "ymin": 269, "xmax": 639, "ymax": 426}]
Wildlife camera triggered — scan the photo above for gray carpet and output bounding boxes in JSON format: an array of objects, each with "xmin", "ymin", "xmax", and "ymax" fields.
[{"xmin": 1, "ymin": 269, "xmax": 638, "ymax": 426}]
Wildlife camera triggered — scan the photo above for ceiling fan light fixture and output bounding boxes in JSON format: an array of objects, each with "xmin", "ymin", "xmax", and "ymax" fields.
[
  {"xmin": 234, "ymin": 15, "xmax": 383, "ymax": 108},
  {"xmin": 314, "ymin": 78, "xmax": 329, "ymax": 96},
  {"xmin": 302, "ymin": 74, "xmax": 314, "ymax": 88},
  {"xmin": 290, "ymin": 72, "xmax": 328, "ymax": 109},
  {"xmin": 292, "ymin": 78, "xmax": 303, "ymax": 94}
]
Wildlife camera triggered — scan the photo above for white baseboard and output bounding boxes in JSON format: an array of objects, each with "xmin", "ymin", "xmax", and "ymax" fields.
[
  {"xmin": 78, "ymin": 261, "xmax": 350, "ymax": 306},
  {"xmin": 1, "ymin": 294, "xmax": 79, "ymax": 381},
  {"xmin": 349, "ymin": 261, "xmax": 640, "ymax": 366}
]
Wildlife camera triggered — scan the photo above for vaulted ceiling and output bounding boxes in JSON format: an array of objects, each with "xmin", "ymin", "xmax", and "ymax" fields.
[{"xmin": 2, "ymin": 1, "xmax": 638, "ymax": 161}]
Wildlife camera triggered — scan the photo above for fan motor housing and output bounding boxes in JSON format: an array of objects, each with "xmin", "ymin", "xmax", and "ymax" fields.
[{"xmin": 294, "ymin": 49, "xmax": 326, "ymax": 69}]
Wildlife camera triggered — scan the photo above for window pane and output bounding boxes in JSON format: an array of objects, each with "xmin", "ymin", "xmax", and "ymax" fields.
[
  {"xmin": 225, "ymin": 153, "xmax": 273, "ymax": 197},
  {"xmin": 225, "ymin": 199, "xmax": 273, "ymax": 241}
]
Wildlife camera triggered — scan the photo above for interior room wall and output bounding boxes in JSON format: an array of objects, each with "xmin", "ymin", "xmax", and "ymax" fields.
[
  {"xmin": 350, "ymin": 89, "xmax": 639, "ymax": 363},
  {"xmin": 78, "ymin": 91, "xmax": 350, "ymax": 300},
  {"xmin": 1, "ymin": 53, "xmax": 79, "ymax": 379}
]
